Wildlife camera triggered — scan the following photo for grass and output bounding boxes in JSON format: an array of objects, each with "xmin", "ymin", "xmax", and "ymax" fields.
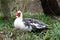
[{"xmin": 0, "ymin": 13, "xmax": 60, "ymax": 40}]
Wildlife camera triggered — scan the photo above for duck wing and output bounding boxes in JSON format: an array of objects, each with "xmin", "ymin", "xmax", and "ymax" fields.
[{"xmin": 23, "ymin": 18, "xmax": 51, "ymax": 32}]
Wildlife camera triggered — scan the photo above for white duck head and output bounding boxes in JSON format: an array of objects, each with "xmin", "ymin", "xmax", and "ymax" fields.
[{"xmin": 16, "ymin": 10, "xmax": 23, "ymax": 20}]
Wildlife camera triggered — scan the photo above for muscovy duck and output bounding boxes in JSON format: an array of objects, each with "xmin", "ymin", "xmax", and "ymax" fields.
[{"xmin": 14, "ymin": 10, "xmax": 51, "ymax": 32}]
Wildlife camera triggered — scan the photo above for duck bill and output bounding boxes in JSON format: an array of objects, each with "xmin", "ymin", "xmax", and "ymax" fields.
[{"xmin": 16, "ymin": 16, "xmax": 18, "ymax": 18}]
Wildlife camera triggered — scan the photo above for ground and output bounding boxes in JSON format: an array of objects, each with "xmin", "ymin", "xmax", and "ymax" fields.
[{"xmin": 0, "ymin": 13, "xmax": 60, "ymax": 40}]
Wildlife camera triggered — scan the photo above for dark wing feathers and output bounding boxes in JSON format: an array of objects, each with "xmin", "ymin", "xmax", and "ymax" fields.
[
  {"xmin": 23, "ymin": 18, "xmax": 51, "ymax": 32},
  {"xmin": 23, "ymin": 18, "xmax": 49, "ymax": 28},
  {"xmin": 23, "ymin": 18, "xmax": 41, "ymax": 24}
]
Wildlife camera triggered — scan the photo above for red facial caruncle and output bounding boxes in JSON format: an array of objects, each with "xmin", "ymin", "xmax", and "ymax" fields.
[{"xmin": 16, "ymin": 11, "xmax": 21, "ymax": 17}]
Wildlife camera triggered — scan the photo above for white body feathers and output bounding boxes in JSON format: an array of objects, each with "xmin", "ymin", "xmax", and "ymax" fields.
[{"xmin": 14, "ymin": 18, "xmax": 32, "ymax": 31}]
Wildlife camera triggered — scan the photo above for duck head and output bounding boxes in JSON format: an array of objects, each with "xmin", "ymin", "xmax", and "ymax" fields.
[
  {"xmin": 16, "ymin": 10, "xmax": 22, "ymax": 17},
  {"xmin": 16, "ymin": 10, "xmax": 23, "ymax": 20}
]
